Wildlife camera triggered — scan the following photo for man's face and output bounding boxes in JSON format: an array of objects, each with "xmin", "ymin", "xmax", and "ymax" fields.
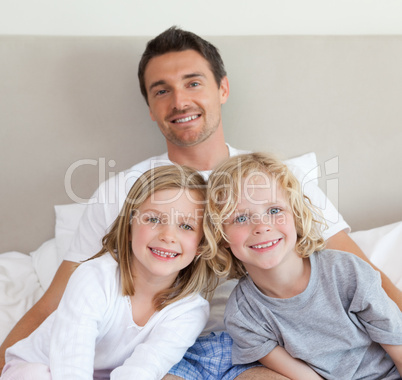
[{"xmin": 144, "ymin": 50, "xmax": 229, "ymax": 148}]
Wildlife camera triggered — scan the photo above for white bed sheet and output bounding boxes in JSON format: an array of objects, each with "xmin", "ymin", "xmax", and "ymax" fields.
[{"xmin": 0, "ymin": 250, "xmax": 44, "ymax": 344}]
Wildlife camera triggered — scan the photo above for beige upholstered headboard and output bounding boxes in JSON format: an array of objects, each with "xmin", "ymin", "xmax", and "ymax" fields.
[{"xmin": 1, "ymin": 35, "xmax": 401, "ymax": 254}]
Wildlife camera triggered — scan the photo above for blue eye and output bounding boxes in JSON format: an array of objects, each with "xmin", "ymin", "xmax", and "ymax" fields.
[
  {"xmin": 234, "ymin": 215, "xmax": 248, "ymax": 224},
  {"xmin": 148, "ymin": 217, "xmax": 161, "ymax": 224},
  {"xmin": 180, "ymin": 223, "xmax": 194, "ymax": 231},
  {"xmin": 189, "ymin": 82, "xmax": 200, "ymax": 87},
  {"xmin": 156, "ymin": 89, "xmax": 167, "ymax": 96},
  {"xmin": 268, "ymin": 208, "xmax": 281, "ymax": 215}
]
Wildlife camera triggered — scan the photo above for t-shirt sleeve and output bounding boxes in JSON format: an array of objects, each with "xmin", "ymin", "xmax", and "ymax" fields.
[
  {"xmin": 64, "ymin": 187, "xmax": 109, "ymax": 263},
  {"xmin": 351, "ymin": 262, "xmax": 402, "ymax": 345},
  {"xmin": 224, "ymin": 288, "xmax": 277, "ymax": 365}
]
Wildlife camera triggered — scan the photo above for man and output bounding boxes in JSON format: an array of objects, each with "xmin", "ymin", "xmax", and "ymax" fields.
[{"xmin": 1, "ymin": 27, "xmax": 401, "ymax": 379}]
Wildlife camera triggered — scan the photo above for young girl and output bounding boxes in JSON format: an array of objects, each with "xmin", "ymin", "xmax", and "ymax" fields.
[
  {"xmin": 206, "ymin": 152, "xmax": 402, "ymax": 380},
  {"xmin": 2, "ymin": 165, "xmax": 219, "ymax": 380}
]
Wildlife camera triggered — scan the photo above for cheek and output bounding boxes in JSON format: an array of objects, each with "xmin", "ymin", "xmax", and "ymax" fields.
[
  {"xmin": 149, "ymin": 108, "xmax": 156, "ymax": 122},
  {"xmin": 183, "ymin": 232, "xmax": 203, "ymax": 250},
  {"xmin": 281, "ymin": 223, "xmax": 298, "ymax": 248},
  {"xmin": 148, "ymin": 101, "xmax": 165, "ymax": 122},
  {"xmin": 131, "ymin": 222, "xmax": 150, "ymax": 242},
  {"xmin": 224, "ymin": 226, "xmax": 246, "ymax": 248}
]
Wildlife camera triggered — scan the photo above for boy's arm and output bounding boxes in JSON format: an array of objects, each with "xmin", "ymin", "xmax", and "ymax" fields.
[
  {"xmin": 326, "ymin": 230, "xmax": 402, "ymax": 310},
  {"xmin": 381, "ymin": 344, "xmax": 402, "ymax": 375},
  {"xmin": 0, "ymin": 260, "xmax": 77, "ymax": 371},
  {"xmin": 259, "ymin": 346, "xmax": 323, "ymax": 380}
]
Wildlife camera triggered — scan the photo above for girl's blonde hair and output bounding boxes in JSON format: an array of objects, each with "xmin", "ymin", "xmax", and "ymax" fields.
[
  {"xmin": 89, "ymin": 165, "xmax": 218, "ymax": 310},
  {"xmin": 206, "ymin": 152, "xmax": 326, "ymax": 279}
]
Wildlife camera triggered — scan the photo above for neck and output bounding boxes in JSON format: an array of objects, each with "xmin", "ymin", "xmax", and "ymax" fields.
[
  {"xmin": 129, "ymin": 275, "xmax": 172, "ymax": 327},
  {"xmin": 250, "ymin": 257, "xmax": 311, "ymax": 299},
  {"xmin": 166, "ymin": 128, "xmax": 229, "ymax": 171}
]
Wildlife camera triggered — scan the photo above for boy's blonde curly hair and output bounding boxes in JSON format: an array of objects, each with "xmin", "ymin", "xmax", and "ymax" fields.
[{"xmin": 206, "ymin": 152, "xmax": 327, "ymax": 279}]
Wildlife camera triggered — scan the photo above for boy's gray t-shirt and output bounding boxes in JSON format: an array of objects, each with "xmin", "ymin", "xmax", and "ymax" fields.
[{"xmin": 224, "ymin": 250, "xmax": 402, "ymax": 380}]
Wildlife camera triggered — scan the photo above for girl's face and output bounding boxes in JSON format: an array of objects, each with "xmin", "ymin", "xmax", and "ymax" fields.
[
  {"xmin": 223, "ymin": 174, "xmax": 298, "ymax": 277},
  {"xmin": 130, "ymin": 188, "xmax": 204, "ymax": 282}
]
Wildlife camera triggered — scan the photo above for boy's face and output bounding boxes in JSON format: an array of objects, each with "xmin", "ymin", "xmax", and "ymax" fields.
[
  {"xmin": 144, "ymin": 49, "xmax": 229, "ymax": 150},
  {"xmin": 223, "ymin": 174, "xmax": 298, "ymax": 277}
]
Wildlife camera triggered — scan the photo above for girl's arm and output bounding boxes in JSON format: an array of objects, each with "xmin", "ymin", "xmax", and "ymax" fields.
[
  {"xmin": 381, "ymin": 344, "xmax": 402, "ymax": 376},
  {"xmin": 259, "ymin": 346, "xmax": 323, "ymax": 380}
]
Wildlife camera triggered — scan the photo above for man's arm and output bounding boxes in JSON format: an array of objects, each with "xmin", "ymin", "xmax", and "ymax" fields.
[
  {"xmin": 326, "ymin": 230, "xmax": 402, "ymax": 310},
  {"xmin": 0, "ymin": 260, "xmax": 77, "ymax": 371},
  {"xmin": 381, "ymin": 344, "xmax": 402, "ymax": 376}
]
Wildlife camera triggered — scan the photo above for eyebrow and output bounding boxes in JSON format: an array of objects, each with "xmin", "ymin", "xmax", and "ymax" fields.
[
  {"xmin": 148, "ymin": 80, "xmax": 166, "ymax": 92},
  {"xmin": 233, "ymin": 201, "xmax": 286, "ymax": 214},
  {"xmin": 148, "ymin": 72, "xmax": 206, "ymax": 93}
]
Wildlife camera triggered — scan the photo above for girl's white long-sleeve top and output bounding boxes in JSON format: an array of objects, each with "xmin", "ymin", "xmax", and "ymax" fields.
[{"xmin": 5, "ymin": 254, "xmax": 209, "ymax": 380}]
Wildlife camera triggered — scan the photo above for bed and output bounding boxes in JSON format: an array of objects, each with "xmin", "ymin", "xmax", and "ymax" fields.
[{"xmin": 1, "ymin": 34, "xmax": 401, "ymax": 344}]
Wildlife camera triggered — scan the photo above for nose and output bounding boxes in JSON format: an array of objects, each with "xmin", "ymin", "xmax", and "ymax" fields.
[
  {"xmin": 158, "ymin": 224, "xmax": 177, "ymax": 244},
  {"xmin": 253, "ymin": 217, "xmax": 272, "ymax": 235},
  {"xmin": 171, "ymin": 89, "xmax": 189, "ymax": 111}
]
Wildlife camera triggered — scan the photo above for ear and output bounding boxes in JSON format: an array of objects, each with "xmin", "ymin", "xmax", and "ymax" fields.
[{"xmin": 219, "ymin": 76, "xmax": 230, "ymax": 105}]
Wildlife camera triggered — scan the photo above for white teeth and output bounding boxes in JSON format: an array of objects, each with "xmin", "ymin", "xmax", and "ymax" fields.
[
  {"xmin": 151, "ymin": 248, "xmax": 178, "ymax": 258},
  {"xmin": 174, "ymin": 115, "xmax": 198, "ymax": 123},
  {"xmin": 251, "ymin": 239, "xmax": 279, "ymax": 249}
]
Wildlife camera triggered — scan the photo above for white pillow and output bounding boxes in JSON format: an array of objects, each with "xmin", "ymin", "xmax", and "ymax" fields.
[
  {"xmin": 54, "ymin": 203, "xmax": 87, "ymax": 260},
  {"xmin": 350, "ymin": 221, "xmax": 402, "ymax": 290},
  {"xmin": 27, "ymin": 204, "xmax": 86, "ymax": 292}
]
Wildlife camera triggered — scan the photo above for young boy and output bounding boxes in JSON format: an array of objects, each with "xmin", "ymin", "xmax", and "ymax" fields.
[{"xmin": 207, "ymin": 152, "xmax": 402, "ymax": 380}]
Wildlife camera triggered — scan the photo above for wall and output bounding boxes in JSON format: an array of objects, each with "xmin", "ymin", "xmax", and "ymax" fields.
[
  {"xmin": 1, "ymin": 2, "xmax": 402, "ymax": 253},
  {"xmin": 1, "ymin": 0, "xmax": 402, "ymax": 36},
  {"xmin": 1, "ymin": 34, "xmax": 402, "ymax": 254}
]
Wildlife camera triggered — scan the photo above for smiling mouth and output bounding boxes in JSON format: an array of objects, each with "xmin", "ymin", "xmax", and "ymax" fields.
[
  {"xmin": 250, "ymin": 239, "xmax": 281, "ymax": 249},
  {"xmin": 150, "ymin": 248, "xmax": 179, "ymax": 258},
  {"xmin": 172, "ymin": 115, "xmax": 200, "ymax": 124}
]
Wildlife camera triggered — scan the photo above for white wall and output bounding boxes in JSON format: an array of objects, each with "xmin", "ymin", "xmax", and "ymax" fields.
[{"xmin": 1, "ymin": 0, "xmax": 402, "ymax": 36}]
